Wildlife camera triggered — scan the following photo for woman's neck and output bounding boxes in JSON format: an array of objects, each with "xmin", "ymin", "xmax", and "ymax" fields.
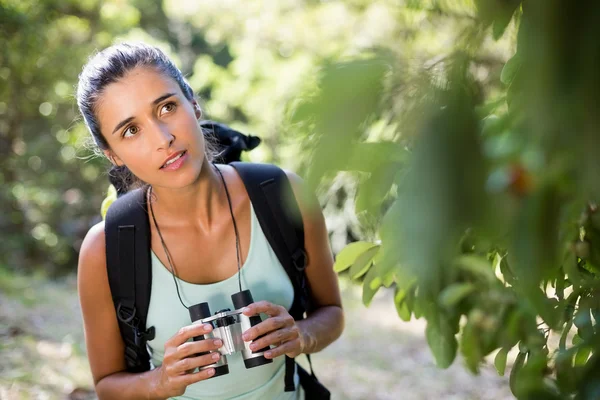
[{"xmin": 148, "ymin": 160, "xmax": 227, "ymax": 232}]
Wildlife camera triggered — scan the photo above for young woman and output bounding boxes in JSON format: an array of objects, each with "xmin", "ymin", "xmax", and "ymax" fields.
[{"xmin": 76, "ymin": 42, "xmax": 344, "ymax": 400}]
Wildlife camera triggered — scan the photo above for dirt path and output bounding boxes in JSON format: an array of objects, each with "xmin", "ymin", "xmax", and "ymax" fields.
[{"xmin": 0, "ymin": 272, "xmax": 514, "ymax": 399}]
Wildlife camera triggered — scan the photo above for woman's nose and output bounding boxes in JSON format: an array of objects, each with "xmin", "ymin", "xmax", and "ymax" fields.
[{"xmin": 153, "ymin": 122, "xmax": 174, "ymax": 150}]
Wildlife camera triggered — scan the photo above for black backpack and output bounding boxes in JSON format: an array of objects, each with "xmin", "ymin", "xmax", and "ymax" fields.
[{"xmin": 104, "ymin": 161, "xmax": 330, "ymax": 398}]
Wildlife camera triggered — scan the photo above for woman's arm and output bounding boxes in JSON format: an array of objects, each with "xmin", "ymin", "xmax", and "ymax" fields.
[
  {"xmin": 78, "ymin": 222, "xmax": 161, "ymax": 399},
  {"xmin": 78, "ymin": 223, "xmax": 220, "ymax": 399},
  {"xmin": 286, "ymin": 171, "xmax": 344, "ymax": 353},
  {"xmin": 241, "ymin": 171, "xmax": 344, "ymax": 358}
]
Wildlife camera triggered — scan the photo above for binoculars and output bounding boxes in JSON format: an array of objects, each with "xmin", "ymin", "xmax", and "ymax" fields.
[{"xmin": 189, "ymin": 289, "xmax": 272, "ymax": 377}]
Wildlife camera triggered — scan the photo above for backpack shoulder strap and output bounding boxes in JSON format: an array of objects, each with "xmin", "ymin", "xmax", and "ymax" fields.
[
  {"xmin": 230, "ymin": 162, "xmax": 314, "ymax": 393},
  {"xmin": 104, "ymin": 187, "xmax": 155, "ymax": 372},
  {"xmin": 230, "ymin": 162, "xmax": 310, "ymax": 315}
]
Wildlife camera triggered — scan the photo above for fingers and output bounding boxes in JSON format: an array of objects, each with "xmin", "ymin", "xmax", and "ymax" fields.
[
  {"xmin": 264, "ymin": 337, "xmax": 303, "ymax": 359},
  {"xmin": 163, "ymin": 325, "xmax": 222, "ymax": 372},
  {"xmin": 178, "ymin": 338, "xmax": 223, "ymax": 359},
  {"xmin": 242, "ymin": 313, "xmax": 294, "ymax": 342},
  {"xmin": 239, "ymin": 301, "xmax": 303, "ymax": 359},
  {"xmin": 170, "ymin": 352, "xmax": 222, "ymax": 375},
  {"xmin": 242, "ymin": 301, "xmax": 286, "ymax": 318},
  {"xmin": 249, "ymin": 325, "xmax": 299, "ymax": 353},
  {"xmin": 171, "ymin": 367, "xmax": 217, "ymax": 386},
  {"xmin": 166, "ymin": 323, "xmax": 213, "ymax": 347}
]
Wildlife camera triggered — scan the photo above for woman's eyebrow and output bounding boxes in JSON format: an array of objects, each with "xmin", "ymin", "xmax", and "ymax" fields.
[
  {"xmin": 111, "ymin": 93, "xmax": 177, "ymax": 135},
  {"xmin": 152, "ymin": 92, "xmax": 176, "ymax": 105},
  {"xmin": 112, "ymin": 117, "xmax": 134, "ymax": 135}
]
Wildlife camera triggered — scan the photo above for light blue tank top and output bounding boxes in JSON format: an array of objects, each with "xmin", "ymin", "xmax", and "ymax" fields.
[{"xmin": 146, "ymin": 204, "xmax": 304, "ymax": 400}]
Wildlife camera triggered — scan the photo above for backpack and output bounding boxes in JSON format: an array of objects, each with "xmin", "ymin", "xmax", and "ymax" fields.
[{"xmin": 104, "ymin": 161, "xmax": 330, "ymax": 399}]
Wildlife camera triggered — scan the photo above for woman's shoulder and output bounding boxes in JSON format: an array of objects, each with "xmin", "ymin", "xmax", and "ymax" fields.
[{"xmin": 77, "ymin": 221, "xmax": 108, "ymax": 287}]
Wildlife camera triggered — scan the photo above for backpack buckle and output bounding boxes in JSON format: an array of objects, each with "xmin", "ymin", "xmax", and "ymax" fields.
[
  {"xmin": 117, "ymin": 302, "xmax": 136, "ymax": 324},
  {"xmin": 134, "ymin": 325, "xmax": 156, "ymax": 347},
  {"xmin": 291, "ymin": 249, "xmax": 307, "ymax": 272}
]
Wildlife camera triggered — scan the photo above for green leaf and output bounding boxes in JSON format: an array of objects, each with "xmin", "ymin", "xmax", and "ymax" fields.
[
  {"xmin": 501, "ymin": 53, "xmax": 521, "ymax": 86},
  {"xmin": 495, "ymin": 347, "xmax": 509, "ymax": 376},
  {"xmin": 345, "ymin": 142, "xmax": 408, "ymax": 173},
  {"xmin": 577, "ymin": 352, "xmax": 600, "ymax": 399},
  {"xmin": 301, "ymin": 57, "xmax": 391, "ymax": 187},
  {"xmin": 349, "ymin": 245, "xmax": 380, "ymax": 280},
  {"xmin": 426, "ymin": 316, "xmax": 458, "ymax": 369},
  {"xmin": 574, "ymin": 305, "xmax": 594, "ymax": 341},
  {"xmin": 439, "ymin": 283, "xmax": 475, "ymax": 309},
  {"xmin": 555, "ymin": 349, "xmax": 578, "ymax": 394},
  {"xmin": 461, "ymin": 318, "xmax": 481, "ymax": 373},
  {"xmin": 510, "ymin": 351, "xmax": 527, "ymax": 396},
  {"xmin": 333, "ymin": 241, "xmax": 378, "ymax": 272},
  {"xmin": 492, "ymin": 0, "xmax": 521, "ymax": 40},
  {"xmin": 394, "ymin": 286, "xmax": 411, "ymax": 321},
  {"xmin": 454, "ymin": 255, "xmax": 496, "ymax": 282},
  {"xmin": 559, "ymin": 320, "xmax": 573, "ymax": 352},
  {"xmin": 563, "ymin": 254, "xmax": 582, "ymax": 286},
  {"xmin": 101, "ymin": 184, "xmax": 118, "ymax": 220},
  {"xmin": 575, "ymin": 347, "xmax": 592, "ymax": 366},
  {"xmin": 371, "ymin": 245, "xmax": 398, "ymax": 288},
  {"xmin": 362, "ymin": 261, "xmax": 382, "ymax": 307},
  {"xmin": 499, "ymin": 255, "xmax": 516, "ymax": 285},
  {"xmin": 382, "ymin": 272, "xmax": 395, "ymax": 288},
  {"xmin": 355, "ymin": 165, "xmax": 399, "ymax": 216}
]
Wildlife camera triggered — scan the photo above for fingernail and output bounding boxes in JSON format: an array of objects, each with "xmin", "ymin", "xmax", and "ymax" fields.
[
  {"xmin": 212, "ymin": 353, "xmax": 220, "ymax": 360},
  {"xmin": 242, "ymin": 307, "xmax": 250, "ymax": 314},
  {"xmin": 203, "ymin": 324, "xmax": 212, "ymax": 331},
  {"xmin": 242, "ymin": 333, "xmax": 249, "ymax": 341},
  {"xmin": 214, "ymin": 339, "xmax": 223, "ymax": 347},
  {"xmin": 208, "ymin": 368, "xmax": 215, "ymax": 376},
  {"xmin": 265, "ymin": 351, "xmax": 272, "ymax": 358},
  {"xmin": 250, "ymin": 343, "xmax": 256, "ymax": 351}
]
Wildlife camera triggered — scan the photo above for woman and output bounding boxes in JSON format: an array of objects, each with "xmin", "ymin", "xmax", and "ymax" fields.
[{"xmin": 76, "ymin": 42, "xmax": 344, "ymax": 399}]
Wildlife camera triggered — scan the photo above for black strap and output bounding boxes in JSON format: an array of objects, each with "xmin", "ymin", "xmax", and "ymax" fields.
[
  {"xmin": 231, "ymin": 162, "xmax": 314, "ymax": 392},
  {"xmin": 230, "ymin": 162, "xmax": 309, "ymax": 307},
  {"xmin": 105, "ymin": 187, "xmax": 155, "ymax": 372},
  {"xmin": 117, "ymin": 226, "xmax": 136, "ymax": 314}
]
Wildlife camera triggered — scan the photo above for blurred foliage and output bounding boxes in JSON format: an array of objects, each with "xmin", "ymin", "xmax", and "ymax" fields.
[
  {"xmin": 0, "ymin": 0, "xmax": 166, "ymax": 273},
  {"xmin": 293, "ymin": 0, "xmax": 600, "ymax": 398}
]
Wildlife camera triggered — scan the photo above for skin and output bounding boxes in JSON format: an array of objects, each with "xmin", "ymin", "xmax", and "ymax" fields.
[{"xmin": 77, "ymin": 66, "xmax": 344, "ymax": 400}]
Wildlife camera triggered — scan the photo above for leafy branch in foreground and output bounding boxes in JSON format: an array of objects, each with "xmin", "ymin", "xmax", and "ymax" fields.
[{"xmin": 291, "ymin": 1, "xmax": 600, "ymax": 398}]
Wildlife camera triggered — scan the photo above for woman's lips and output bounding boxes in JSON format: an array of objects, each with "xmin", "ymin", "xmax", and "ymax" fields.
[{"xmin": 161, "ymin": 151, "xmax": 188, "ymax": 171}]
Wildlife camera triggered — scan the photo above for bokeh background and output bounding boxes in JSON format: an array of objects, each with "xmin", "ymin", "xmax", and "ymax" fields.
[{"xmin": 3, "ymin": 1, "xmax": 600, "ymax": 399}]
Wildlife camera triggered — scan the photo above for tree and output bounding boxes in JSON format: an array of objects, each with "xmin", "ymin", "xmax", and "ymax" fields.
[
  {"xmin": 0, "ymin": 0, "xmax": 217, "ymax": 273},
  {"xmin": 291, "ymin": 1, "xmax": 600, "ymax": 398}
]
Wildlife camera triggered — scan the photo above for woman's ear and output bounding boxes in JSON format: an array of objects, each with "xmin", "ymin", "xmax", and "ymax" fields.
[
  {"xmin": 103, "ymin": 150, "xmax": 124, "ymax": 166},
  {"xmin": 192, "ymin": 100, "xmax": 203, "ymax": 120}
]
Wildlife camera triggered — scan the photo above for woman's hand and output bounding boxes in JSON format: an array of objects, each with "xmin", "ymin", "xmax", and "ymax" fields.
[
  {"xmin": 151, "ymin": 323, "xmax": 223, "ymax": 399},
  {"xmin": 241, "ymin": 301, "xmax": 305, "ymax": 359}
]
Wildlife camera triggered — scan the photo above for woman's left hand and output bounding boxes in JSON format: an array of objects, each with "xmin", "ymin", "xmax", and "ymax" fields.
[{"xmin": 241, "ymin": 301, "xmax": 305, "ymax": 359}]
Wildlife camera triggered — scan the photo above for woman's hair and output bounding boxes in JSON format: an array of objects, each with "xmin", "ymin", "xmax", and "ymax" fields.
[{"xmin": 76, "ymin": 42, "xmax": 215, "ymax": 194}]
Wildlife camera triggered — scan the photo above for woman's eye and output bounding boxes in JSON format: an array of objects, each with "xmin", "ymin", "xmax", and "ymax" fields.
[
  {"xmin": 160, "ymin": 102, "xmax": 176, "ymax": 115},
  {"xmin": 123, "ymin": 125, "xmax": 138, "ymax": 138}
]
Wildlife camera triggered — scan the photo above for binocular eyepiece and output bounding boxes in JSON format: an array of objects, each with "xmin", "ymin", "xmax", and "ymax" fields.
[{"xmin": 189, "ymin": 289, "xmax": 272, "ymax": 378}]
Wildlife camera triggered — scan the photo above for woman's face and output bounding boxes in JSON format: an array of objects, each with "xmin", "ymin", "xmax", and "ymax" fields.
[{"xmin": 96, "ymin": 66, "xmax": 205, "ymax": 189}]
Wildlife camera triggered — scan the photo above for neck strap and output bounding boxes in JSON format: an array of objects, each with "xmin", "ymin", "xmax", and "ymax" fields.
[{"xmin": 147, "ymin": 164, "xmax": 243, "ymax": 309}]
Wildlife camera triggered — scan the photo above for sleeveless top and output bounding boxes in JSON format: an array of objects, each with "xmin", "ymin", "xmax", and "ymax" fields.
[{"xmin": 146, "ymin": 203, "xmax": 304, "ymax": 400}]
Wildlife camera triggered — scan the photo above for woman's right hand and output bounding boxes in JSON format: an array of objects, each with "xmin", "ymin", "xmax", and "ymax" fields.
[{"xmin": 151, "ymin": 323, "xmax": 223, "ymax": 399}]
